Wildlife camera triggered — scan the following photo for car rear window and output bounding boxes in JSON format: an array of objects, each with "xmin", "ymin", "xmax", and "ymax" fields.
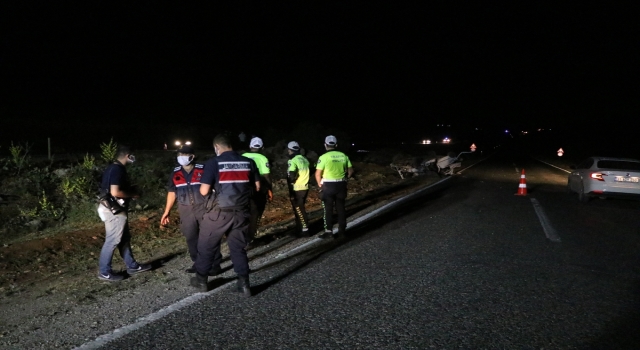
[{"xmin": 597, "ymin": 160, "xmax": 640, "ymax": 170}]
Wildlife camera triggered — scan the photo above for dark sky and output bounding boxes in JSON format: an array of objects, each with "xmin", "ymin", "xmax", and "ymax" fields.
[{"xmin": 1, "ymin": 3, "xmax": 638, "ymax": 151}]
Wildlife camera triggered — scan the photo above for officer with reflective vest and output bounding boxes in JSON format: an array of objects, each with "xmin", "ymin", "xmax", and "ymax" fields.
[
  {"xmin": 286, "ymin": 141, "xmax": 311, "ymax": 236},
  {"xmin": 242, "ymin": 137, "xmax": 273, "ymax": 243},
  {"xmin": 191, "ymin": 134, "xmax": 260, "ymax": 297},
  {"xmin": 315, "ymin": 135, "xmax": 354, "ymax": 239},
  {"xmin": 160, "ymin": 144, "xmax": 221, "ymax": 274}
]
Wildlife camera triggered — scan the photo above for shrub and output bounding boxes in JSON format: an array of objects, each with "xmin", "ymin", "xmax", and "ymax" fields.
[{"xmin": 100, "ymin": 138, "xmax": 118, "ymax": 163}]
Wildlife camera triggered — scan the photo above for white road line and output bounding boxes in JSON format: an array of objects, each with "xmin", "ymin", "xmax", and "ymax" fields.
[
  {"xmin": 73, "ymin": 281, "xmax": 235, "ymax": 350},
  {"xmin": 76, "ymin": 175, "xmax": 458, "ymax": 349},
  {"xmin": 530, "ymin": 198, "xmax": 562, "ymax": 243},
  {"xmin": 534, "ymin": 158, "xmax": 571, "ymax": 174},
  {"xmin": 457, "ymin": 153, "xmax": 495, "ymax": 174}
]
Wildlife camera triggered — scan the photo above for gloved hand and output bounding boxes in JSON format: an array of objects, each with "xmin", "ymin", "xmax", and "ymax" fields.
[{"xmin": 267, "ymin": 189, "xmax": 273, "ymax": 202}]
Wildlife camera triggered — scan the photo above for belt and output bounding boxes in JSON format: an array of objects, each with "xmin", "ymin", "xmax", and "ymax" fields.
[
  {"xmin": 219, "ymin": 208, "xmax": 245, "ymax": 212},
  {"xmin": 322, "ymin": 179, "xmax": 347, "ymax": 182}
]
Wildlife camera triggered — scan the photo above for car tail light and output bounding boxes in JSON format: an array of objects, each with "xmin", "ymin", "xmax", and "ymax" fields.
[{"xmin": 590, "ymin": 173, "xmax": 605, "ymax": 181}]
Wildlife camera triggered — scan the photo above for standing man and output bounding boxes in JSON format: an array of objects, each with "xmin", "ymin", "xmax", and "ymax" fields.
[
  {"xmin": 191, "ymin": 134, "xmax": 260, "ymax": 297},
  {"xmin": 97, "ymin": 144, "xmax": 151, "ymax": 281},
  {"xmin": 160, "ymin": 145, "xmax": 221, "ymax": 274},
  {"xmin": 242, "ymin": 137, "xmax": 273, "ymax": 243},
  {"xmin": 286, "ymin": 141, "xmax": 311, "ymax": 236},
  {"xmin": 315, "ymin": 135, "xmax": 354, "ymax": 239}
]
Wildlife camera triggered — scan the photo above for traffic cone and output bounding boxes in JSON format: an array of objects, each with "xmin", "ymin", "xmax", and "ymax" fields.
[{"xmin": 515, "ymin": 169, "xmax": 528, "ymax": 196}]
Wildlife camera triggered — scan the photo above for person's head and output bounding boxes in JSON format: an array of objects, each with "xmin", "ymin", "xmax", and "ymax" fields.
[
  {"xmin": 324, "ymin": 135, "xmax": 337, "ymax": 150},
  {"xmin": 213, "ymin": 134, "xmax": 233, "ymax": 155},
  {"xmin": 287, "ymin": 141, "xmax": 300, "ymax": 155},
  {"xmin": 116, "ymin": 144, "xmax": 135, "ymax": 165},
  {"xmin": 249, "ymin": 137, "xmax": 263, "ymax": 151},
  {"xmin": 177, "ymin": 145, "xmax": 195, "ymax": 166}
]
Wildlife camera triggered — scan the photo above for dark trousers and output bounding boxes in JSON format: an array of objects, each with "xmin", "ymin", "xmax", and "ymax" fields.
[
  {"xmin": 248, "ymin": 192, "xmax": 267, "ymax": 241},
  {"xmin": 178, "ymin": 203, "xmax": 205, "ymax": 262},
  {"xmin": 195, "ymin": 208, "xmax": 250, "ymax": 277},
  {"xmin": 290, "ymin": 189, "xmax": 309, "ymax": 230},
  {"xmin": 322, "ymin": 182, "xmax": 347, "ymax": 233}
]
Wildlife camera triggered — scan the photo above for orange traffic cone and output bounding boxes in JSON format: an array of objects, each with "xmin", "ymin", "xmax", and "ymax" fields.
[{"xmin": 515, "ymin": 169, "xmax": 528, "ymax": 196}]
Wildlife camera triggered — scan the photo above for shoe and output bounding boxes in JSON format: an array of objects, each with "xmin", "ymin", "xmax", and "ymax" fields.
[
  {"xmin": 190, "ymin": 273, "xmax": 208, "ymax": 292},
  {"xmin": 185, "ymin": 266, "xmax": 196, "ymax": 273},
  {"xmin": 319, "ymin": 230, "xmax": 333, "ymax": 239},
  {"xmin": 98, "ymin": 272, "xmax": 124, "ymax": 282},
  {"xmin": 236, "ymin": 275, "xmax": 251, "ymax": 297},
  {"xmin": 299, "ymin": 228, "xmax": 312, "ymax": 237},
  {"xmin": 208, "ymin": 265, "xmax": 221, "ymax": 276},
  {"xmin": 127, "ymin": 263, "xmax": 152, "ymax": 275}
]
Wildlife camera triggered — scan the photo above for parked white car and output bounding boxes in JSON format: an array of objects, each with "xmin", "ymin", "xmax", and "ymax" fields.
[{"xmin": 568, "ymin": 157, "xmax": 640, "ymax": 202}]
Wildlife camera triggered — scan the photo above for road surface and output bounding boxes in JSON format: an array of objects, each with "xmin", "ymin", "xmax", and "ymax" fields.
[{"xmin": 101, "ymin": 149, "xmax": 640, "ymax": 349}]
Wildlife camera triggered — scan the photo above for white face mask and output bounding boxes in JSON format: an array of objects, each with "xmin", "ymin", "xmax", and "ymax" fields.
[
  {"xmin": 214, "ymin": 146, "xmax": 220, "ymax": 156},
  {"xmin": 126, "ymin": 155, "xmax": 136, "ymax": 164},
  {"xmin": 177, "ymin": 155, "xmax": 193, "ymax": 166}
]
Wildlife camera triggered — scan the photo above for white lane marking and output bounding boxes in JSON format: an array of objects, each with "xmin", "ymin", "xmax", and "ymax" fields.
[
  {"xmin": 73, "ymin": 281, "xmax": 235, "ymax": 350},
  {"xmin": 534, "ymin": 158, "xmax": 571, "ymax": 174},
  {"xmin": 456, "ymin": 152, "xmax": 495, "ymax": 174},
  {"xmin": 76, "ymin": 175, "xmax": 458, "ymax": 349},
  {"xmin": 530, "ymin": 198, "xmax": 562, "ymax": 243}
]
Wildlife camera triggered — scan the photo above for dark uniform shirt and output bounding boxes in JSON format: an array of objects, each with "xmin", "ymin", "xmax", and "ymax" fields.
[
  {"xmin": 201, "ymin": 151, "xmax": 260, "ymax": 209},
  {"xmin": 166, "ymin": 164, "xmax": 205, "ymax": 206}
]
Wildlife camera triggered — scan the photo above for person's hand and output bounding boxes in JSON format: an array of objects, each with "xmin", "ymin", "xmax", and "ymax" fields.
[
  {"xmin": 161, "ymin": 213, "xmax": 170, "ymax": 226},
  {"xmin": 267, "ymin": 189, "xmax": 273, "ymax": 202}
]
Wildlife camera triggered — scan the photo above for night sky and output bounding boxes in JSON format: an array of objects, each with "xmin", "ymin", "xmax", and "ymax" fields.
[{"xmin": 1, "ymin": 3, "xmax": 638, "ymax": 152}]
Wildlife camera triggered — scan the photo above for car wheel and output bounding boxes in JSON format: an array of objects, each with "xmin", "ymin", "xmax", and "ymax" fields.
[{"xmin": 578, "ymin": 183, "xmax": 590, "ymax": 203}]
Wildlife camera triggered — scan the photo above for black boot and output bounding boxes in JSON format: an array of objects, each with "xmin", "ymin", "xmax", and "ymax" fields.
[
  {"xmin": 236, "ymin": 275, "xmax": 251, "ymax": 297},
  {"xmin": 190, "ymin": 273, "xmax": 208, "ymax": 292},
  {"xmin": 208, "ymin": 264, "xmax": 221, "ymax": 276}
]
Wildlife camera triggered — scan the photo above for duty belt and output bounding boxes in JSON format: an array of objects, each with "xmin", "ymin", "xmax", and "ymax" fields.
[
  {"xmin": 322, "ymin": 179, "xmax": 347, "ymax": 182},
  {"xmin": 219, "ymin": 208, "xmax": 245, "ymax": 212}
]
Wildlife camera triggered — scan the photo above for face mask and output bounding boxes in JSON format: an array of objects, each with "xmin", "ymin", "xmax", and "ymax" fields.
[
  {"xmin": 214, "ymin": 146, "xmax": 220, "ymax": 156},
  {"xmin": 177, "ymin": 155, "xmax": 193, "ymax": 166},
  {"xmin": 126, "ymin": 155, "xmax": 136, "ymax": 164}
]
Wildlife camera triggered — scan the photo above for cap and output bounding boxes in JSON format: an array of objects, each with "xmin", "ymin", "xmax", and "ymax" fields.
[
  {"xmin": 250, "ymin": 137, "xmax": 264, "ymax": 148},
  {"xmin": 177, "ymin": 145, "xmax": 195, "ymax": 154},
  {"xmin": 325, "ymin": 135, "xmax": 338, "ymax": 146},
  {"xmin": 287, "ymin": 141, "xmax": 300, "ymax": 151}
]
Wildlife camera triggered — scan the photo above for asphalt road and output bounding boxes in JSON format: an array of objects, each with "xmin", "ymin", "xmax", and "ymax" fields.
[{"xmin": 106, "ymin": 149, "xmax": 640, "ymax": 349}]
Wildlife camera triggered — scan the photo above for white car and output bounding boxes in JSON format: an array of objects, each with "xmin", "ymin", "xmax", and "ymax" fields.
[{"xmin": 568, "ymin": 157, "xmax": 640, "ymax": 202}]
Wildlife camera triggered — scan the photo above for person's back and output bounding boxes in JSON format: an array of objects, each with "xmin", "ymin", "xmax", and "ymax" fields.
[
  {"xmin": 315, "ymin": 136, "xmax": 353, "ymax": 239},
  {"xmin": 204, "ymin": 151, "xmax": 255, "ymax": 209}
]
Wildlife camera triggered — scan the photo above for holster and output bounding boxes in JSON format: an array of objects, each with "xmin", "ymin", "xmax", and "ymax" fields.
[
  {"xmin": 98, "ymin": 190, "xmax": 125, "ymax": 214},
  {"xmin": 204, "ymin": 190, "xmax": 218, "ymax": 213}
]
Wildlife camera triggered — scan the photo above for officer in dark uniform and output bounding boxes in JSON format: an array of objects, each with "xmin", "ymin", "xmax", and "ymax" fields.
[
  {"xmin": 190, "ymin": 134, "xmax": 260, "ymax": 297},
  {"xmin": 160, "ymin": 145, "xmax": 221, "ymax": 274}
]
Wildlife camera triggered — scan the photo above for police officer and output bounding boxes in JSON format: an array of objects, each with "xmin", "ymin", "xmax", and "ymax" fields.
[
  {"xmin": 160, "ymin": 145, "xmax": 221, "ymax": 274},
  {"xmin": 190, "ymin": 134, "xmax": 260, "ymax": 297},
  {"xmin": 286, "ymin": 141, "xmax": 311, "ymax": 236},
  {"xmin": 242, "ymin": 137, "xmax": 273, "ymax": 243},
  {"xmin": 97, "ymin": 144, "xmax": 151, "ymax": 281},
  {"xmin": 315, "ymin": 135, "xmax": 354, "ymax": 239}
]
